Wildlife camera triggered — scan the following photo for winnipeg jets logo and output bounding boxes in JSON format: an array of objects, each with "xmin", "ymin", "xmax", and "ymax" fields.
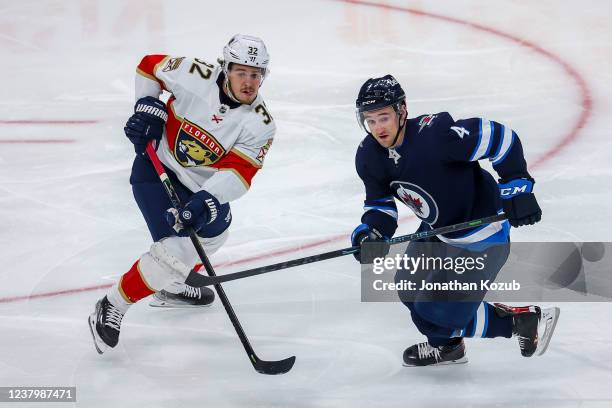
[
  {"xmin": 391, "ymin": 181, "xmax": 439, "ymax": 225},
  {"xmin": 402, "ymin": 193, "xmax": 424, "ymax": 215},
  {"xmin": 388, "ymin": 148, "xmax": 401, "ymax": 165},
  {"xmin": 418, "ymin": 114, "xmax": 437, "ymax": 133}
]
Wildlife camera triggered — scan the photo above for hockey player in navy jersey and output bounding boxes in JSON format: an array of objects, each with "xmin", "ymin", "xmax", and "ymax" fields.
[{"xmin": 351, "ymin": 75, "xmax": 559, "ymax": 366}]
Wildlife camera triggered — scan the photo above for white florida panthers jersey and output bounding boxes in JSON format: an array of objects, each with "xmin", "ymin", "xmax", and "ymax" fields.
[{"xmin": 134, "ymin": 54, "xmax": 276, "ymax": 203}]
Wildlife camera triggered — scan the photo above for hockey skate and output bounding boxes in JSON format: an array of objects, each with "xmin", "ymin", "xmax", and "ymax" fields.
[
  {"xmin": 88, "ymin": 296, "xmax": 124, "ymax": 354},
  {"xmin": 494, "ymin": 303, "xmax": 560, "ymax": 357},
  {"xmin": 403, "ymin": 338, "xmax": 468, "ymax": 367},
  {"xmin": 149, "ymin": 283, "xmax": 215, "ymax": 308}
]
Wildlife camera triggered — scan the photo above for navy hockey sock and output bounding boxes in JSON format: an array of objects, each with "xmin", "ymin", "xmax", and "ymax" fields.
[{"xmin": 454, "ymin": 302, "xmax": 512, "ymax": 338}]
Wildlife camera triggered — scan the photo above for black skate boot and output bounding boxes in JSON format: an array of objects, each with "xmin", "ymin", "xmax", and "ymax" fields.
[
  {"xmin": 149, "ymin": 283, "xmax": 215, "ymax": 308},
  {"xmin": 403, "ymin": 338, "xmax": 468, "ymax": 366},
  {"xmin": 88, "ymin": 296, "xmax": 124, "ymax": 354},
  {"xmin": 493, "ymin": 303, "xmax": 560, "ymax": 357}
]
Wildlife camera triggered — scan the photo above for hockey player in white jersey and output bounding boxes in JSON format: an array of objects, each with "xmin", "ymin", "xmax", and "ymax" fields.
[{"xmin": 88, "ymin": 34, "xmax": 276, "ymax": 354}]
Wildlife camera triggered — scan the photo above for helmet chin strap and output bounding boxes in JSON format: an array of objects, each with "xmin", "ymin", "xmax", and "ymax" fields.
[
  {"xmin": 389, "ymin": 109, "xmax": 407, "ymax": 148},
  {"xmin": 224, "ymin": 78, "xmax": 242, "ymax": 104}
]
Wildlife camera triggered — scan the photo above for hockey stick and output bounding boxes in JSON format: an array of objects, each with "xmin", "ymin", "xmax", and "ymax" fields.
[
  {"xmin": 145, "ymin": 142, "xmax": 295, "ymax": 375},
  {"xmin": 185, "ymin": 214, "xmax": 508, "ymax": 287}
]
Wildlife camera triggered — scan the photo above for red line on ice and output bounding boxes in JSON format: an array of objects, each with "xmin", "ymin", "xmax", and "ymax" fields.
[
  {"xmin": 0, "ymin": 139, "xmax": 76, "ymax": 144},
  {"xmin": 0, "ymin": 120, "xmax": 98, "ymax": 125},
  {"xmin": 0, "ymin": 2, "xmax": 592, "ymax": 304},
  {"xmin": 215, "ymin": 234, "xmax": 347, "ymax": 269},
  {"xmin": 0, "ymin": 284, "xmax": 113, "ymax": 304},
  {"xmin": 336, "ymin": 0, "xmax": 592, "ymax": 170},
  {"xmin": 0, "ymin": 234, "xmax": 351, "ymax": 303}
]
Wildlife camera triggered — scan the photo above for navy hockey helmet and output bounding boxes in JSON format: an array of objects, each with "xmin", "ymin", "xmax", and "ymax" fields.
[{"xmin": 355, "ymin": 74, "xmax": 406, "ymax": 133}]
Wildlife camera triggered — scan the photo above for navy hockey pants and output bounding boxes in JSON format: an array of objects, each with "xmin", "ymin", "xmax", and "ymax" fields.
[
  {"xmin": 395, "ymin": 238, "xmax": 510, "ymax": 347},
  {"xmin": 129, "ymin": 154, "xmax": 231, "ymax": 242}
]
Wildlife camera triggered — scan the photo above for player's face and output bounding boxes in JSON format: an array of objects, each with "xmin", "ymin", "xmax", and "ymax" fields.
[
  {"xmin": 363, "ymin": 106, "xmax": 403, "ymax": 148},
  {"xmin": 227, "ymin": 64, "xmax": 264, "ymax": 104}
]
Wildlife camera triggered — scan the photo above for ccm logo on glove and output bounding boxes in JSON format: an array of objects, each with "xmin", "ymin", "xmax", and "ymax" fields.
[{"xmin": 499, "ymin": 179, "xmax": 533, "ymax": 198}]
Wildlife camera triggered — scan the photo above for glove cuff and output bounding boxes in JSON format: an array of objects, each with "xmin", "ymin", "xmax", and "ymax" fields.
[
  {"xmin": 351, "ymin": 224, "xmax": 388, "ymax": 246},
  {"xmin": 351, "ymin": 224, "xmax": 371, "ymax": 246}
]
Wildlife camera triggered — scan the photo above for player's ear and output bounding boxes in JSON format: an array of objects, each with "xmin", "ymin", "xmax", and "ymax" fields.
[{"xmin": 399, "ymin": 102, "xmax": 407, "ymax": 118}]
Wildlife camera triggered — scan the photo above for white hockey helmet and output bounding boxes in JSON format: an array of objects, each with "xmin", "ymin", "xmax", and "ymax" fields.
[{"xmin": 222, "ymin": 34, "xmax": 270, "ymax": 78}]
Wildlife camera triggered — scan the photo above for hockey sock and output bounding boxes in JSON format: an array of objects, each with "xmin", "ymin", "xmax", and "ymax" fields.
[
  {"xmin": 114, "ymin": 260, "xmax": 156, "ymax": 306},
  {"xmin": 107, "ymin": 285, "xmax": 132, "ymax": 314},
  {"xmin": 453, "ymin": 302, "xmax": 512, "ymax": 338}
]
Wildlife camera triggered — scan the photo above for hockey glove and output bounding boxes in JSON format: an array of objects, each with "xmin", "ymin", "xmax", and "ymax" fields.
[
  {"xmin": 124, "ymin": 96, "xmax": 168, "ymax": 154},
  {"xmin": 499, "ymin": 178, "xmax": 542, "ymax": 227},
  {"xmin": 351, "ymin": 224, "xmax": 390, "ymax": 264},
  {"xmin": 165, "ymin": 190, "xmax": 220, "ymax": 237}
]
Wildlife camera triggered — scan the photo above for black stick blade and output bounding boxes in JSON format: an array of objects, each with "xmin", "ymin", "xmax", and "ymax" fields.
[{"xmin": 252, "ymin": 355, "xmax": 296, "ymax": 375}]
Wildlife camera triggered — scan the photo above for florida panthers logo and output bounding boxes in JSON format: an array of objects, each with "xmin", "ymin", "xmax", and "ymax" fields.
[
  {"xmin": 174, "ymin": 119, "xmax": 226, "ymax": 167},
  {"xmin": 391, "ymin": 181, "xmax": 439, "ymax": 225}
]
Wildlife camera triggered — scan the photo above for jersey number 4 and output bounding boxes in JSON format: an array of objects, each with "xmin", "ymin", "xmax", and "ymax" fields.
[{"xmin": 450, "ymin": 126, "xmax": 470, "ymax": 139}]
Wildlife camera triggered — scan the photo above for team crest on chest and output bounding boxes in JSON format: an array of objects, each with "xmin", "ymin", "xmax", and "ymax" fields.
[
  {"xmin": 390, "ymin": 181, "xmax": 439, "ymax": 225},
  {"xmin": 174, "ymin": 119, "xmax": 226, "ymax": 167}
]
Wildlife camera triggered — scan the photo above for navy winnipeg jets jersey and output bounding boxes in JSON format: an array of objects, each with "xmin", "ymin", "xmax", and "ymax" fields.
[{"xmin": 355, "ymin": 112, "xmax": 530, "ymax": 245}]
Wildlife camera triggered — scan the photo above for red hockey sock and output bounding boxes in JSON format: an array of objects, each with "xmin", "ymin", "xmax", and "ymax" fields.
[{"xmin": 118, "ymin": 260, "xmax": 156, "ymax": 303}]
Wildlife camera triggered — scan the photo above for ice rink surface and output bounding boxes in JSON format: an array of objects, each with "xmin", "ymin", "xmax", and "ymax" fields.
[{"xmin": 1, "ymin": 0, "xmax": 612, "ymax": 407}]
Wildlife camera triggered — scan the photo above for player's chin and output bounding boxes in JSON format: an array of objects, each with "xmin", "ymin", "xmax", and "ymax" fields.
[
  {"xmin": 238, "ymin": 89, "xmax": 257, "ymax": 101},
  {"xmin": 238, "ymin": 93, "xmax": 257, "ymax": 104},
  {"xmin": 376, "ymin": 135, "xmax": 391, "ymax": 147}
]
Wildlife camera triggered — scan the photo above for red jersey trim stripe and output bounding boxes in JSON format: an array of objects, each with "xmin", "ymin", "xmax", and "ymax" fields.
[
  {"xmin": 211, "ymin": 150, "xmax": 259, "ymax": 186},
  {"xmin": 231, "ymin": 147, "xmax": 263, "ymax": 169},
  {"xmin": 136, "ymin": 55, "xmax": 169, "ymax": 90}
]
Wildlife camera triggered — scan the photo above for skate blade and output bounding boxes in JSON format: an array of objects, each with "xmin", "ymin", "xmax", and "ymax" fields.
[
  {"xmin": 535, "ymin": 307, "xmax": 560, "ymax": 356},
  {"xmin": 88, "ymin": 315, "xmax": 108, "ymax": 355},
  {"xmin": 402, "ymin": 356, "xmax": 468, "ymax": 367},
  {"xmin": 149, "ymin": 299, "xmax": 213, "ymax": 308}
]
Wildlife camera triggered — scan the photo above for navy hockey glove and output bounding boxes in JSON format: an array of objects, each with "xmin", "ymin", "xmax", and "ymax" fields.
[
  {"xmin": 165, "ymin": 190, "xmax": 220, "ymax": 237},
  {"xmin": 499, "ymin": 178, "xmax": 542, "ymax": 227},
  {"xmin": 351, "ymin": 224, "xmax": 390, "ymax": 264},
  {"xmin": 124, "ymin": 96, "xmax": 168, "ymax": 154}
]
